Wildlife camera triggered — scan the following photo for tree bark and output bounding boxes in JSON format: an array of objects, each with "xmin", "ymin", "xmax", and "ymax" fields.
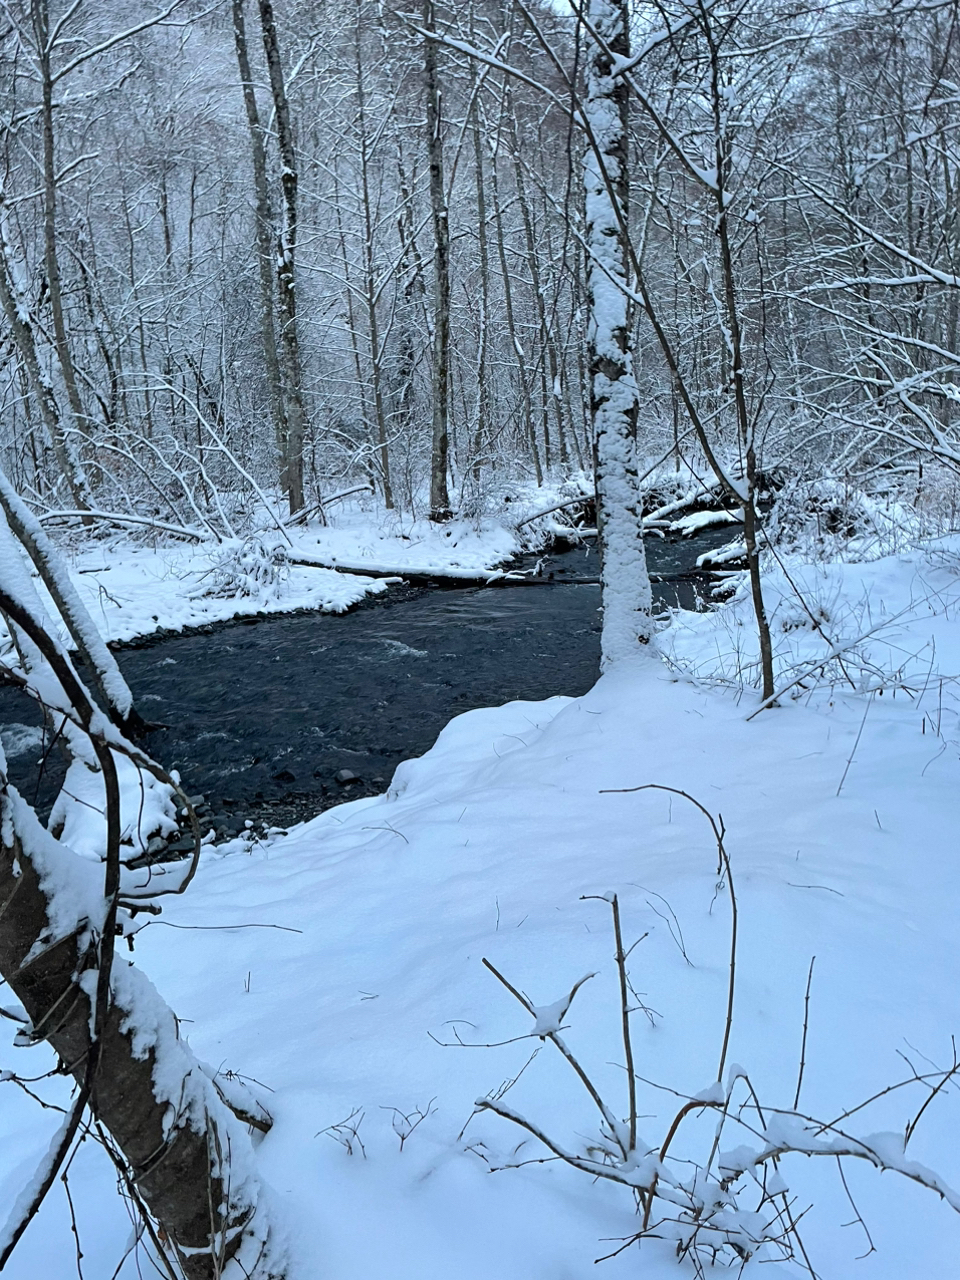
[
  {"xmin": 232, "ymin": 0, "xmax": 289, "ymax": 498},
  {"xmin": 423, "ymin": 0, "xmax": 452, "ymax": 520},
  {"xmin": 258, "ymin": 0, "xmax": 307, "ymax": 514},
  {"xmin": 583, "ymin": 0, "xmax": 653, "ymax": 663},
  {"xmin": 0, "ymin": 811, "xmax": 271, "ymax": 1279}
]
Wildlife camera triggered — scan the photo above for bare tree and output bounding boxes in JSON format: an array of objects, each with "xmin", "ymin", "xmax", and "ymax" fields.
[{"xmin": 232, "ymin": 0, "xmax": 288, "ymax": 497}]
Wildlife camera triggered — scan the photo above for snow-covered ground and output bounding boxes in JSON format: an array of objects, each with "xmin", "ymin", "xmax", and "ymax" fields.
[{"xmin": 3, "ymin": 536, "xmax": 960, "ymax": 1277}]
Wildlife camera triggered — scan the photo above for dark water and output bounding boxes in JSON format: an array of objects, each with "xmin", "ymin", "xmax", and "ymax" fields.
[{"xmin": 0, "ymin": 528, "xmax": 735, "ymax": 835}]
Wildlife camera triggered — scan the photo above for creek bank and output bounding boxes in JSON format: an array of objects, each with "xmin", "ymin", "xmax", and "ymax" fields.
[{"xmin": 0, "ymin": 527, "xmax": 739, "ymax": 841}]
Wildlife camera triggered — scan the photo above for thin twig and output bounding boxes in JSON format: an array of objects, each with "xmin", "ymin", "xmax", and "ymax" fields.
[
  {"xmin": 794, "ymin": 956, "xmax": 816, "ymax": 1110},
  {"xmin": 836, "ymin": 694, "xmax": 874, "ymax": 797},
  {"xmin": 600, "ymin": 784, "xmax": 737, "ymax": 1082},
  {"xmin": 481, "ymin": 957, "xmax": 624, "ymax": 1154},
  {"xmin": 835, "ymin": 1155, "xmax": 876, "ymax": 1258}
]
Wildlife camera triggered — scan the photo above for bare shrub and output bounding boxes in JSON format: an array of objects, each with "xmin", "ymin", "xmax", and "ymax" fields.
[
  {"xmin": 459, "ymin": 788, "xmax": 960, "ymax": 1272},
  {"xmin": 205, "ymin": 534, "xmax": 291, "ymax": 600}
]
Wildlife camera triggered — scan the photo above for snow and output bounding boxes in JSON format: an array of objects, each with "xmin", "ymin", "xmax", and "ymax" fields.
[
  {"xmin": 1, "ymin": 504, "xmax": 523, "ymax": 647},
  {"xmin": 664, "ymin": 535, "xmax": 960, "ymax": 698},
  {"xmin": 669, "ymin": 507, "xmax": 741, "ymax": 535},
  {"xmin": 2, "ymin": 788, "xmax": 107, "ymax": 947},
  {"xmin": 48, "ymin": 748, "xmax": 178, "ymax": 863},
  {"xmin": 3, "ymin": 537, "xmax": 960, "ymax": 1275},
  {"xmin": 530, "ymin": 979, "xmax": 595, "ymax": 1038}
]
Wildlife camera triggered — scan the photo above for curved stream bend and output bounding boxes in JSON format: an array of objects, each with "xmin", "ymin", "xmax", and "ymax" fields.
[{"xmin": 0, "ymin": 528, "xmax": 736, "ymax": 836}]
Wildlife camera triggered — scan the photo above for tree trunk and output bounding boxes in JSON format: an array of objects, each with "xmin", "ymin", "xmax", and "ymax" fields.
[
  {"xmin": 232, "ymin": 0, "xmax": 289, "ymax": 497},
  {"xmin": 583, "ymin": 0, "xmax": 653, "ymax": 663},
  {"xmin": 0, "ymin": 560, "xmax": 277, "ymax": 1277},
  {"xmin": 423, "ymin": 0, "xmax": 452, "ymax": 520},
  {"xmin": 392, "ymin": 140, "xmax": 428, "ymax": 502},
  {"xmin": 0, "ymin": 208, "xmax": 90, "ymax": 510},
  {"xmin": 702, "ymin": 18, "xmax": 775, "ymax": 701},
  {"xmin": 32, "ymin": 0, "xmax": 92, "ymax": 471},
  {"xmin": 507, "ymin": 100, "xmax": 565, "ymax": 469},
  {"xmin": 0, "ymin": 467, "xmax": 146, "ymax": 733},
  {"xmin": 470, "ymin": 84, "xmax": 491, "ymax": 492},
  {"xmin": 258, "ymin": 0, "xmax": 307, "ymax": 514},
  {"xmin": 489, "ymin": 118, "xmax": 542, "ymax": 484},
  {"xmin": 355, "ymin": 0, "xmax": 394, "ymax": 509},
  {"xmin": 0, "ymin": 808, "xmax": 273, "ymax": 1279}
]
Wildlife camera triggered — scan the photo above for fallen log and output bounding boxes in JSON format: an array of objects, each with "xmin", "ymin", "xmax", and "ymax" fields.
[{"xmin": 288, "ymin": 554, "xmax": 511, "ymax": 587}]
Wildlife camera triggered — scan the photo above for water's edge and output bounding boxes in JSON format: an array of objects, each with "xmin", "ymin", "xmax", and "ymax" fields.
[{"xmin": 0, "ymin": 528, "xmax": 738, "ymax": 838}]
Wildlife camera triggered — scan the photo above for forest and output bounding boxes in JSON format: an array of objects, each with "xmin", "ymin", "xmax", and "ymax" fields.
[{"xmin": 1, "ymin": 1, "xmax": 960, "ymax": 1278}]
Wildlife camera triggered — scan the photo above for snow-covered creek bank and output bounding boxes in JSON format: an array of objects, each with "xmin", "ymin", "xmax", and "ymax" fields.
[
  {"xmin": 0, "ymin": 527, "xmax": 733, "ymax": 834},
  {"xmin": 5, "ymin": 531, "xmax": 960, "ymax": 1280}
]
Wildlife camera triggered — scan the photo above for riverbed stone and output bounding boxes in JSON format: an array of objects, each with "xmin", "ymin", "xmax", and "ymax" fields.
[{"xmin": 166, "ymin": 836, "xmax": 196, "ymax": 855}]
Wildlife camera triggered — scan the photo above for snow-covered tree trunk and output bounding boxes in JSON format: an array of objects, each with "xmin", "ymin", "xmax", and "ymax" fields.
[
  {"xmin": 0, "ymin": 199, "xmax": 90, "ymax": 512},
  {"xmin": 0, "ymin": 803, "xmax": 275, "ymax": 1280},
  {"xmin": 489, "ymin": 112, "xmax": 543, "ymax": 486},
  {"xmin": 0, "ymin": 467, "xmax": 144, "ymax": 733},
  {"xmin": 33, "ymin": 0, "xmax": 91, "ymax": 450},
  {"xmin": 583, "ymin": 0, "xmax": 654, "ymax": 664},
  {"xmin": 469, "ymin": 64, "xmax": 491, "ymax": 492},
  {"xmin": 354, "ymin": 0, "xmax": 395, "ymax": 510},
  {"xmin": 0, "ymin": 576, "xmax": 279, "ymax": 1279},
  {"xmin": 423, "ymin": 0, "xmax": 453, "ymax": 521}
]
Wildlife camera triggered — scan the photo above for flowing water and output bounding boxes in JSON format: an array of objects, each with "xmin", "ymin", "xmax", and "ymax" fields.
[{"xmin": 0, "ymin": 527, "xmax": 736, "ymax": 836}]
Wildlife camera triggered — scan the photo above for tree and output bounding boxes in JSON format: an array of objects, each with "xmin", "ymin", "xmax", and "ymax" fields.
[
  {"xmin": 423, "ymin": 0, "xmax": 453, "ymax": 520},
  {"xmin": 580, "ymin": 0, "xmax": 654, "ymax": 662},
  {"xmin": 257, "ymin": 0, "xmax": 309, "ymax": 515},
  {"xmin": 0, "ymin": 537, "xmax": 278, "ymax": 1278},
  {"xmin": 232, "ymin": 0, "xmax": 289, "ymax": 504}
]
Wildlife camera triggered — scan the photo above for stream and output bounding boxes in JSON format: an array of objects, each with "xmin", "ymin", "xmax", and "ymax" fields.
[{"xmin": 0, "ymin": 526, "xmax": 737, "ymax": 839}]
